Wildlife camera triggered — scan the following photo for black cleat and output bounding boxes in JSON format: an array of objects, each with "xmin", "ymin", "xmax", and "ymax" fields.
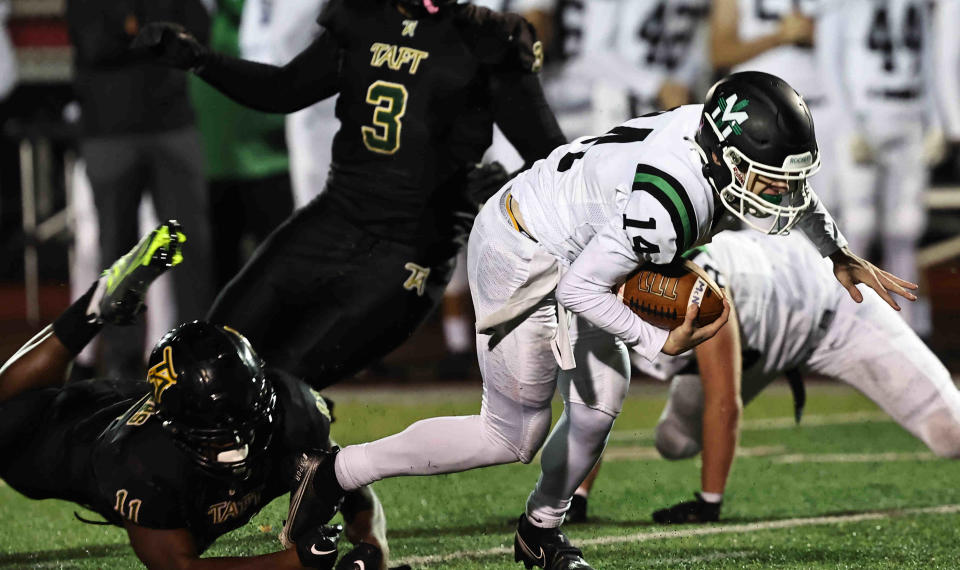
[
  {"xmin": 567, "ymin": 495, "xmax": 588, "ymax": 524},
  {"xmin": 514, "ymin": 514, "xmax": 594, "ymax": 569},
  {"xmin": 279, "ymin": 448, "xmax": 347, "ymax": 548},
  {"xmin": 90, "ymin": 220, "xmax": 186, "ymax": 325},
  {"xmin": 651, "ymin": 492, "xmax": 721, "ymax": 524}
]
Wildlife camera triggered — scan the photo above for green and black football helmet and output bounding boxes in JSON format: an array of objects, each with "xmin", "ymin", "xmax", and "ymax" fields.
[
  {"xmin": 694, "ymin": 71, "xmax": 821, "ymax": 234},
  {"xmin": 146, "ymin": 321, "xmax": 277, "ymax": 480}
]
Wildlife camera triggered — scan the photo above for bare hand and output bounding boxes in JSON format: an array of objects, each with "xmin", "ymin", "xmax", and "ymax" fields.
[
  {"xmin": 778, "ymin": 12, "xmax": 814, "ymax": 45},
  {"xmin": 661, "ymin": 300, "xmax": 731, "ymax": 356},
  {"xmin": 829, "ymin": 247, "xmax": 918, "ymax": 311}
]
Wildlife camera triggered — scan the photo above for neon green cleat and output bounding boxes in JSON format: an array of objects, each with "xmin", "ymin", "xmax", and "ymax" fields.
[{"xmin": 89, "ymin": 220, "xmax": 186, "ymax": 325}]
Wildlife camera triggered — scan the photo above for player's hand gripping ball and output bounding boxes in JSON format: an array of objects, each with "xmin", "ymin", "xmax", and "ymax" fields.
[{"xmin": 617, "ymin": 259, "xmax": 725, "ymax": 330}]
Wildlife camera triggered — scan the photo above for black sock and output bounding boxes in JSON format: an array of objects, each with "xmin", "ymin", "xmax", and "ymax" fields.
[{"xmin": 52, "ymin": 283, "xmax": 104, "ymax": 355}]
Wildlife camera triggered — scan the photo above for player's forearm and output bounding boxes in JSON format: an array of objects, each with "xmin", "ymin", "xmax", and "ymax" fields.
[
  {"xmin": 197, "ymin": 35, "xmax": 338, "ymax": 114},
  {"xmin": 176, "ymin": 549, "xmax": 307, "ymax": 570},
  {"xmin": 795, "ymin": 193, "xmax": 848, "ymax": 256},
  {"xmin": 710, "ymin": 34, "xmax": 784, "ymax": 68},
  {"xmin": 695, "ymin": 299, "xmax": 741, "ymax": 495},
  {"xmin": 700, "ymin": 397, "xmax": 740, "ymax": 494},
  {"xmin": 342, "ymin": 486, "xmax": 389, "ymax": 558},
  {"xmin": 556, "ymin": 267, "xmax": 668, "ymax": 361}
]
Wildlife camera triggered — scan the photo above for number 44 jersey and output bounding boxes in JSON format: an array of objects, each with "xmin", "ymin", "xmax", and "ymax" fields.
[{"xmin": 512, "ymin": 105, "xmax": 717, "ymax": 269}]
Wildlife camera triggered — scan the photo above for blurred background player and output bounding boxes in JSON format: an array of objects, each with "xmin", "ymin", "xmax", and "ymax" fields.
[
  {"xmin": 239, "ymin": 0, "xmax": 338, "ymax": 207},
  {"xmin": 817, "ymin": 0, "xmax": 939, "ymax": 337},
  {"xmin": 190, "ymin": 0, "xmax": 296, "ymax": 290},
  {"xmin": 0, "ymin": 222, "xmax": 394, "ymax": 569},
  {"xmin": 933, "ymin": 0, "xmax": 960, "ymax": 179},
  {"xmin": 0, "ymin": 0, "xmax": 15, "ymax": 103},
  {"xmin": 710, "ymin": 0, "xmax": 842, "ymax": 215},
  {"xmin": 569, "ymin": 230, "xmax": 960, "ymax": 524},
  {"xmin": 64, "ymin": 0, "xmax": 214, "ymax": 380}
]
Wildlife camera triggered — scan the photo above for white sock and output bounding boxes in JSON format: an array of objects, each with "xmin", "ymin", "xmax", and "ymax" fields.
[
  {"xmin": 334, "ymin": 415, "xmax": 517, "ymax": 491},
  {"xmin": 700, "ymin": 491, "xmax": 723, "ymax": 504},
  {"xmin": 443, "ymin": 315, "xmax": 473, "ymax": 353}
]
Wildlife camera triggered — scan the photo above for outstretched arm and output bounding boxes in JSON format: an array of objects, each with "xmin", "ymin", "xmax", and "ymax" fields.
[
  {"xmin": 491, "ymin": 71, "xmax": 566, "ymax": 169},
  {"xmin": 695, "ymin": 293, "xmax": 741, "ymax": 498},
  {"xmin": 131, "ymin": 23, "xmax": 340, "ymax": 113},
  {"xmin": 124, "ymin": 522, "xmax": 335, "ymax": 570}
]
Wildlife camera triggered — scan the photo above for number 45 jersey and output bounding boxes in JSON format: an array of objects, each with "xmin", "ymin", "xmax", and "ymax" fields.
[
  {"xmin": 318, "ymin": 0, "xmax": 544, "ymax": 239},
  {"xmin": 512, "ymin": 105, "xmax": 717, "ymax": 269}
]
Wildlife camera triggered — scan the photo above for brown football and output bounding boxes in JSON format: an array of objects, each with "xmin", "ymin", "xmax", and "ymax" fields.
[{"xmin": 616, "ymin": 259, "xmax": 725, "ymax": 330}]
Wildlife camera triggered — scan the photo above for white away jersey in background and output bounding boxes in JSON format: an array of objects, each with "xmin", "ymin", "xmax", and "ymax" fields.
[
  {"xmin": 733, "ymin": 0, "xmax": 824, "ymax": 103},
  {"xmin": 825, "ymin": 0, "xmax": 931, "ymax": 120},
  {"xmin": 643, "ymin": 230, "xmax": 848, "ymax": 379}
]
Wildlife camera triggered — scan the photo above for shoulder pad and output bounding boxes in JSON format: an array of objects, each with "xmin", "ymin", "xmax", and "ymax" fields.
[
  {"xmin": 269, "ymin": 369, "xmax": 332, "ymax": 453},
  {"xmin": 455, "ymin": 5, "xmax": 544, "ymax": 73}
]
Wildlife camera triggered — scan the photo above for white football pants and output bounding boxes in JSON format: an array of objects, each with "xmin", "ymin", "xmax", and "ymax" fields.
[{"xmin": 336, "ymin": 193, "xmax": 632, "ymax": 527}]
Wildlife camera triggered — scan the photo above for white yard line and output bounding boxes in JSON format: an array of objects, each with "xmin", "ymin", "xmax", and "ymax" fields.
[
  {"xmin": 772, "ymin": 451, "xmax": 937, "ymax": 464},
  {"xmin": 602, "ymin": 445, "xmax": 786, "ymax": 461},
  {"xmin": 609, "ymin": 411, "xmax": 891, "ymax": 442},
  {"xmin": 394, "ymin": 504, "xmax": 960, "ymax": 567}
]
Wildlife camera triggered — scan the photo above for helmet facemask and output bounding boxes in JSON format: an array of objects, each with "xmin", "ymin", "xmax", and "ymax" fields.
[
  {"xmin": 702, "ymin": 110, "xmax": 819, "ymax": 235},
  {"xmin": 160, "ymin": 378, "xmax": 276, "ymax": 481}
]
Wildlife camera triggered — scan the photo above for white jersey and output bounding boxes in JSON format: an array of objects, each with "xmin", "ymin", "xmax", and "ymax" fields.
[
  {"xmin": 933, "ymin": 0, "xmax": 960, "ymax": 138},
  {"xmin": 818, "ymin": 0, "xmax": 932, "ymax": 120},
  {"xmin": 552, "ymin": 0, "xmax": 708, "ymax": 106},
  {"xmin": 641, "ymin": 230, "xmax": 846, "ymax": 379},
  {"xmin": 513, "ymin": 105, "xmax": 717, "ymax": 268},
  {"xmin": 733, "ymin": 0, "xmax": 824, "ymax": 103}
]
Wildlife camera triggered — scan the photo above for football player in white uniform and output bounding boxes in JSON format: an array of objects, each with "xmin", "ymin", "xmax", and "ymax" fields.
[
  {"xmin": 597, "ymin": 230, "xmax": 957, "ymax": 524},
  {"xmin": 297, "ymin": 72, "xmax": 916, "ymax": 570},
  {"xmin": 817, "ymin": 0, "xmax": 938, "ymax": 337},
  {"xmin": 548, "ymin": 0, "xmax": 710, "ymax": 138}
]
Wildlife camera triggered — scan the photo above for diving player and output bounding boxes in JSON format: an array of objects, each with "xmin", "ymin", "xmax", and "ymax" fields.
[{"xmin": 0, "ymin": 222, "xmax": 394, "ymax": 570}]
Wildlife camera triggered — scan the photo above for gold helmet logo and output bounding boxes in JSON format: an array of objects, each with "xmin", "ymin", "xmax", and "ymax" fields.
[{"xmin": 147, "ymin": 345, "xmax": 178, "ymax": 403}]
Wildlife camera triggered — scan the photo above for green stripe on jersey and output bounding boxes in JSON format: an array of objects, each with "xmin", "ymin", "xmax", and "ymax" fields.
[{"xmin": 633, "ymin": 166, "xmax": 698, "ymax": 252}]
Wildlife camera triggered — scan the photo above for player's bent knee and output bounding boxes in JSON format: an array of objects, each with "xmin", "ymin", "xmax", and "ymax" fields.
[
  {"xmin": 919, "ymin": 410, "xmax": 960, "ymax": 459},
  {"xmin": 481, "ymin": 400, "xmax": 552, "ymax": 465},
  {"xmin": 655, "ymin": 418, "xmax": 701, "ymax": 460}
]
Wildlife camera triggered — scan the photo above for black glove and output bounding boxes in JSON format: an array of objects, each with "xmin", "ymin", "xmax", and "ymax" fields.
[
  {"xmin": 295, "ymin": 524, "xmax": 342, "ymax": 569},
  {"xmin": 130, "ymin": 22, "xmax": 208, "ymax": 70},
  {"xmin": 465, "ymin": 161, "xmax": 510, "ymax": 207},
  {"xmin": 651, "ymin": 492, "xmax": 721, "ymax": 524}
]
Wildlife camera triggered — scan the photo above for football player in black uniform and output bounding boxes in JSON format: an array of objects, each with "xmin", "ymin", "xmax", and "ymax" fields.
[
  {"xmin": 0, "ymin": 223, "xmax": 396, "ymax": 570},
  {"xmin": 130, "ymin": 0, "xmax": 565, "ymax": 390}
]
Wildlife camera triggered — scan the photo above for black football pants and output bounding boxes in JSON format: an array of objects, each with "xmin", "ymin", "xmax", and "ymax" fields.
[{"xmin": 206, "ymin": 194, "xmax": 456, "ymax": 389}]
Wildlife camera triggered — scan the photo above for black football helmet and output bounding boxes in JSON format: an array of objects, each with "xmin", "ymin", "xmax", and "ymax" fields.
[
  {"xmin": 396, "ymin": 0, "xmax": 457, "ymax": 16},
  {"xmin": 146, "ymin": 321, "xmax": 276, "ymax": 481},
  {"xmin": 694, "ymin": 71, "xmax": 820, "ymax": 234}
]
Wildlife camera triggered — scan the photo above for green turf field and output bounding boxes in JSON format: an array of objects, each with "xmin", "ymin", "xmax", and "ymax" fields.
[{"xmin": 3, "ymin": 381, "xmax": 960, "ymax": 569}]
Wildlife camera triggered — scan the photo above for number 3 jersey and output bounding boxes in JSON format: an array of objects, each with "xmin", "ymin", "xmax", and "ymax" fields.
[{"xmin": 317, "ymin": 0, "xmax": 553, "ymax": 243}]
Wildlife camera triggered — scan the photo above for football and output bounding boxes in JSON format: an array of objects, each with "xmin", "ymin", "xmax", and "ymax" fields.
[{"xmin": 617, "ymin": 259, "xmax": 725, "ymax": 330}]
